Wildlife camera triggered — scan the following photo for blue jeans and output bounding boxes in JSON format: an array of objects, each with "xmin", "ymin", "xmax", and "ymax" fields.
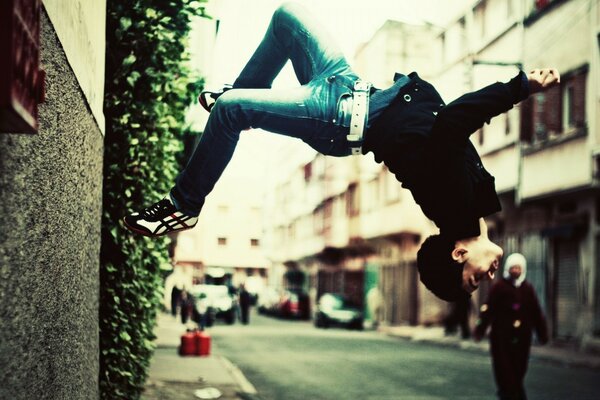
[{"xmin": 172, "ymin": 2, "xmax": 359, "ymax": 216}]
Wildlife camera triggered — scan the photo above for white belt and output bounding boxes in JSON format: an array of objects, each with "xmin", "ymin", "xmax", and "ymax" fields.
[{"xmin": 347, "ymin": 80, "xmax": 372, "ymax": 155}]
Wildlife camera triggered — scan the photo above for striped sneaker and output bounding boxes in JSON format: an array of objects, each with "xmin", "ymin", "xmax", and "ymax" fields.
[
  {"xmin": 198, "ymin": 84, "xmax": 232, "ymax": 113},
  {"xmin": 123, "ymin": 197, "xmax": 198, "ymax": 237}
]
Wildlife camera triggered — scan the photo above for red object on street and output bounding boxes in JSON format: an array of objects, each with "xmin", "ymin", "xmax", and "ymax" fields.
[
  {"xmin": 179, "ymin": 330, "xmax": 198, "ymax": 356},
  {"xmin": 195, "ymin": 330, "xmax": 211, "ymax": 356}
]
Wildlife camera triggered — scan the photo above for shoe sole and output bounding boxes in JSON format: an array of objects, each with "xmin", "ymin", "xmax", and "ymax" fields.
[{"xmin": 122, "ymin": 217, "xmax": 195, "ymax": 238}]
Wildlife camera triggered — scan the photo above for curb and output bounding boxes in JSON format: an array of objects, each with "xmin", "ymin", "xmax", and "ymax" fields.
[
  {"xmin": 382, "ymin": 329, "xmax": 600, "ymax": 370},
  {"xmin": 218, "ymin": 356, "xmax": 258, "ymax": 396}
]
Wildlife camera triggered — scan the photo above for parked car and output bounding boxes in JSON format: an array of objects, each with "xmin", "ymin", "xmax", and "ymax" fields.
[
  {"xmin": 314, "ymin": 293, "xmax": 363, "ymax": 330},
  {"xmin": 257, "ymin": 286, "xmax": 280, "ymax": 315},
  {"xmin": 277, "ymin": 289, "xmax": 310, "ymax": 320},
  {"xmin": 190, "ymin": 284, "xmax": 237, "ymax": 325}
]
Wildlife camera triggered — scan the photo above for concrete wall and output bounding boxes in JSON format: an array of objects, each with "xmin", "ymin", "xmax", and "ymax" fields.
[
  {"xmin": 0, "ymin": 10, "xmax": 103, "ymax": 400},
  {"xmin": 43, "ymin": 0, "xmax": 107, "ymax": 133}
]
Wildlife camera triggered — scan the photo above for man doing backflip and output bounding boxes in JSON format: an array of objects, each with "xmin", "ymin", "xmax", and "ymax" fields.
[{"xmin": 123, "ymin": 3, "xmax": 560, "ymax": 302}]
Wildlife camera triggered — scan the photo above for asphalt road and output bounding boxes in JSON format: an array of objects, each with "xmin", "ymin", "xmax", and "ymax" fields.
[{"xmin": 209, "ymin": 311, "xmax": 600, "ymax": 400}]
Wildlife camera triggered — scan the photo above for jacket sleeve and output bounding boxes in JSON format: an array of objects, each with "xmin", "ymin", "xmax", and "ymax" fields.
[
  {"xmin": 529, "ymin": 284, "xmax": 549, "ymax": 344},
  {"xmin": 431, "ymin": 71, "xmax": 529, "ymax": 144}
]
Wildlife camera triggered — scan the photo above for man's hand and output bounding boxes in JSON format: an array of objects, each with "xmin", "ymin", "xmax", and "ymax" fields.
[{"xmin": 528, "ymin": 68, "xmax": 560, "ymax": 94}]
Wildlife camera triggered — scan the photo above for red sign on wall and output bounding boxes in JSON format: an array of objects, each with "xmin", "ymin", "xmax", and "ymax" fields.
[{"xmin": 0, "ymin": 0, "xmax": 45, "ymax": 134}]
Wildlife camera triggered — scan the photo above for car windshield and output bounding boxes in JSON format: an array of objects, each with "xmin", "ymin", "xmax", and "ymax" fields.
[
  {"xmin": 320, "ymin": 295, "xmax": 345, "ymax": 309},
  {"xmin": 191, "ymin": 284, "xmax": 229, "ymax": 299}
]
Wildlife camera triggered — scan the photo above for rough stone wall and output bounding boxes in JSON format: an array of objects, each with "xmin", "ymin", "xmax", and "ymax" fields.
[{"xmin": 0, "ymin": 11, "xmax": 103, "ymax": 400}]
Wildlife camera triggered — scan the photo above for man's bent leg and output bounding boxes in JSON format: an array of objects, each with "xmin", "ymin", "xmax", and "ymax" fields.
[
  {"xmin": 173, "ymin": 81, "xmax": 353, "ymax": 216},
  {"xmin": 234, "ymin": 3, "xmax": 352, "ymax": 88}
]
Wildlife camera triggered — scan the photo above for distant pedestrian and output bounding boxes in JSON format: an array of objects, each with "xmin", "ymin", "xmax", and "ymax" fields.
[
  {"xmin": 180, "ymin": 290, "xmax": 194, "ymax": 325},
  {"xmin": 171, "ymin": 285, "xmax": 182, "ymax": 317},
  {"xmin": 474, "ymin": 253, "xmax": 548, "ymax": 400},
  {"xmin": 239, "ymin": 284, "xmax": 252, "ymax": 325},
  {"xmin": 444, "ymin": 295, "xmax": 471, "ymax": 339}
]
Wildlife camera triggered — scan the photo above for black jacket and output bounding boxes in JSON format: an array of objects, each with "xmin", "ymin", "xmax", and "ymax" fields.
[{"xmin": 362, "ymin": 71, "xmax": 528, "ymax": 239}]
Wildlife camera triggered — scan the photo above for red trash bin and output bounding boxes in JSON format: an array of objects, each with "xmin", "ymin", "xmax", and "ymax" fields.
[
  {"xmin": 195, "ymin": 330, "xmax": 211, "ymax": 356},
  {"xmin": 179, "ymin": 330, "xmax": 198, "ymax": 356}
]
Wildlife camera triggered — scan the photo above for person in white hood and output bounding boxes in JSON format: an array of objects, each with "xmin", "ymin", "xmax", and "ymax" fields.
[{"xmin": 474, "ymin": 253, "xmax": 548, "ymax": 400}]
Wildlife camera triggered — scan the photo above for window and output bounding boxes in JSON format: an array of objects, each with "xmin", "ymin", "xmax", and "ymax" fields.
[
  {"xmin": 1, "ymin": 0, "xmax": 44, "ymax": 134},
  {"xmin": 458, "ymin": 18, "xmax": 466, "ymax": 53},
  {"xmin": 533, "ymin": 92, "xmax": 547, "ymax": 140},
  {"xmin": 562, "ymin": 85, "xmax": 575, "ymax": 131},
  {"xmin": 520, "ymin": 65, "xmax": 587, "ymax": 144},
  {"xmin": 217, "ymin": 237, "xmax": 227, "ymax": 246},
  {"xmin": 304, "ymin": 161, "xmax": 312, "ymax": 182},
  {"xmin": 439, "ymin": 32, "xmax": 446, "ymax": 63},
  {"xmin": 384, "ymin": 169, "xmax": 401, "ymax": 203},
  {"xmin": 346, "ymin": 183, "xmax": 359, "ymax": 217},
  {"xmin": 474, "ymin": 1, "xmax": 486, "ymax": 40},
  {"xmin": 250, "ymin": 238, "xmax": 260, "ymax": 247}
]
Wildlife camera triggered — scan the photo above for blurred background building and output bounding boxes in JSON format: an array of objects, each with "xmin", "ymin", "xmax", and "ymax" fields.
[{"xmin": 172, "ymin": 0, "xmax": 600, "ymax": 351}]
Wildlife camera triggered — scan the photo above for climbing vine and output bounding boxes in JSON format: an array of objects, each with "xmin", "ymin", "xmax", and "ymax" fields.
[{"xmin": 101, "ymin": 1, "xmax": 206, "ymax": 398}]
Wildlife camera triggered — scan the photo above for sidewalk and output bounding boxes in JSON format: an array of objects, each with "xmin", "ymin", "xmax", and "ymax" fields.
[
  {"xmin": 142, "ymin": 313, "xmax": 258, "ymax": 400},
  {"xmin": 379, "ymin": 325, "xmax": 600, "ymax": 370}
]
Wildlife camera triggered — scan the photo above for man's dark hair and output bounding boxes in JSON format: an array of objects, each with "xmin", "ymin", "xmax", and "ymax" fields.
[{"xmin": 416, "ymin": 234, "xmax": 470, "ymax": 302}]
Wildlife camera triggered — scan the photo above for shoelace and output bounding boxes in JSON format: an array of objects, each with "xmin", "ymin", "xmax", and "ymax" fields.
[{"xmin": 141, "ymin": 199, "xmax": 171, "ymax": 219}]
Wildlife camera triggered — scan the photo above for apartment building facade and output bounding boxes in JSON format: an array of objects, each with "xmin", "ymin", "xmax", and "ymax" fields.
[{"xmin": 432, "ymin": 0, "xmax": 600, "ymax": 346}]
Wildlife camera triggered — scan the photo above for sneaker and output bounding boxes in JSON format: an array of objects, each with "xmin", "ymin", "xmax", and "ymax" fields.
[
  {"xmin": 198, "ymin": 84, "xmax": 232, "ymax": 113},
  {"xmin": 123, "ymin": 197, "xmax": 198, "ymax": 237}
]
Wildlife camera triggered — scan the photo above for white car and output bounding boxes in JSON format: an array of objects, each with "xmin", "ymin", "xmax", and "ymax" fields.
[{"xmin": 190, "ymin": 284, "xmax": 237, "ymax": 325}]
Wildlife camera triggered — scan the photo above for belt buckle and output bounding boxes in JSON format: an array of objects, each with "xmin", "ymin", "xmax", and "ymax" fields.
[
  {"xmin": 353, "ymin": 81, "xmax": 371, "ymax": 93},
  {"xmin": 347, "ymin": 80, "xmax": 371, "ymax": 155}
]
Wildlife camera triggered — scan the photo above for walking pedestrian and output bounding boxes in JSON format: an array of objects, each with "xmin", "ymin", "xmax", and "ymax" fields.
[
  {"xmin": 170, "ymin": 285, "xmax": 182, "ymax": 317},
  {"xmin": 123, "ymin": 2, "xmax": 560, "ymax": 302},
  {"xmin": 238, "ymin": 284, "xmax": 252, "ymax": 325},
  {"xmin": 473, "ymin": 253, "xmax": 549, "ymax": 400},
  {"xmin": 180, "ymin": 290, "xmax": 194, "ymax": 325}
]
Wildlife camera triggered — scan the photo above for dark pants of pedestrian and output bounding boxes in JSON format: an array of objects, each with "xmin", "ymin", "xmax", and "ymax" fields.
[
  {"xmin": 491, "ymin": 336, "xmax": 531, "ymax": 400},
  {"xmin": 171, "ymin": 287, "xmax": 181, "ymax": 317},
  {"xmin": 240, "ymin": 305, "xmax": 250, "ymax": 325}
]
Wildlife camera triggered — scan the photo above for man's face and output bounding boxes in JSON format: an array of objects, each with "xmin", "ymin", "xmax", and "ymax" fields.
[{"xmin": 453, "ymin": 220, "xmax": 503, "ymax": 294}]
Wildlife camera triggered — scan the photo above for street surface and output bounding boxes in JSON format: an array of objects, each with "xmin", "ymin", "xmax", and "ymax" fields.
[{"xmin": 209, "ymin": 311, "xmax": 600, "ymax": 400}]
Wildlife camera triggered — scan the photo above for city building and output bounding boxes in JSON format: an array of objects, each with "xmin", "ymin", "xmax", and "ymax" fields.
[{"xmin": 429, "ymin": 0, "xmax": 600, "ymax": 347}]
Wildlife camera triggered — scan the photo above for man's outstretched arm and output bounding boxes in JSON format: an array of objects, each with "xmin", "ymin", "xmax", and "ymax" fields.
[{"xmin": 431, "ymin": 68, "xmax": 560, "ymax": 144}]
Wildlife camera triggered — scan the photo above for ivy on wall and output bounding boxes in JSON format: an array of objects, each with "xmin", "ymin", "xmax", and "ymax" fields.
[{"xmin": 101, "ymin": 1, "xmax": 206, "ymax": 398}]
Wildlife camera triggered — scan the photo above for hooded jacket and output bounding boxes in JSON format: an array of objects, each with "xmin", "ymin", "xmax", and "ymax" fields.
[
  {"xmin": 474, "ymin": 253, "xmax": 548, "ymax": 344},
  {"xmin": 362, "ymin": 72, "xmax": 529, "ymax": 239}
]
